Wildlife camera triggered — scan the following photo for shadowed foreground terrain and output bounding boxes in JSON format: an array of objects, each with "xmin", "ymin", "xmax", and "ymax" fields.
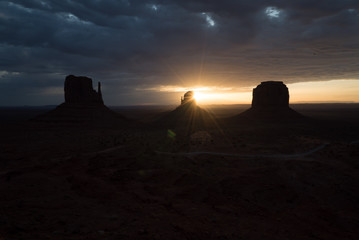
[{"xmin": 0, "ymin": 104, "xmax": 359, "ymax": 239}]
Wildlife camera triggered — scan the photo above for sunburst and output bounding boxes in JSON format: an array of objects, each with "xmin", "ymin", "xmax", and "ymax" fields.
[{"xmin": 193, "ymin": 91, "xmax": 205, "ymax": 103}]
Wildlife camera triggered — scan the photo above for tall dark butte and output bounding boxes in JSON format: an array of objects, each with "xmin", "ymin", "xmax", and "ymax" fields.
[
  {"xmin": 232, "ymin": 81, "xmax": 303, "ymax": 122},
  {"xmin": 32, "ymin": 75, "xmax": 126, "ymax": 127}
]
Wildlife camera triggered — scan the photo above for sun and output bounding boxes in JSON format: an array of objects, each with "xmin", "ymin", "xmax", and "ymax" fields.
[{"xmin": 193, "ymin": 91, "xmax": 205, "ymax": 103}]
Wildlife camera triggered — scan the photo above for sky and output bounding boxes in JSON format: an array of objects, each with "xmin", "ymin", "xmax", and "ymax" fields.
[{"xmin": 1, "ymin": 0, "xmax": 359, "ymax": 106}]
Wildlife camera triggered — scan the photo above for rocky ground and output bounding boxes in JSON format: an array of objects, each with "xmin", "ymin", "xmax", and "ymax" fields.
[{"xmin": 0, "ymin": 108, "xmax": 359, "ymax": 240}]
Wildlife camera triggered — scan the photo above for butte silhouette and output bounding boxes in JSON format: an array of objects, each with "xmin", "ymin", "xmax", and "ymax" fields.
[
  {"xmin": 33, "ymin": 75, "xmax": 126, "ymax": 126},
  {"xmin": 233, "ymin": 81, "xmax": 303, "ymax": 122},
  {"xmin": 155, "ymin": 91, "xmax": 215, "ymax": 133}
]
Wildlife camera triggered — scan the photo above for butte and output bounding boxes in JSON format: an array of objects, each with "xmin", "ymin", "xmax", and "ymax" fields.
[
  {"xmin": 32, "ymin": 75, "xmax": 127, "ymax": 127},
  {"xmin": 232, "ymin": 81, "xmax": 303, "ymax": 122},
  {"xmin": 154, "ymin": 91, "xmax": 216, "ymax": 133}
]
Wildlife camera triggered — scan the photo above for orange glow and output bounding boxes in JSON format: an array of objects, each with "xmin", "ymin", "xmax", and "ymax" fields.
[
  {"xmin": 139, "ymin": 79, "xmax": 359, "ymax": 105},
  {"xmin": 288, "ymin": 80, "xmax": 359, "ymax": 103},
  {"xmin": 181, "ymin": 86, "xmax": 252, "ymax": 104},
  {"xmin": 192, "ymin": 91, "xmax": 251, "ymax": 104},
  {"xmin": 188, "ymin": 79, "xmax": 359, "ymax": 104}
]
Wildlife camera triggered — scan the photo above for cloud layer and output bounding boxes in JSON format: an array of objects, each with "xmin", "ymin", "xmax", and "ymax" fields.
[{"xmin": 1, "ymin": 0, "xmax": 359, "ymax": 105}]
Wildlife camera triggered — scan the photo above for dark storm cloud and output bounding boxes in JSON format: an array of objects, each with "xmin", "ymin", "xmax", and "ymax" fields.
[{"xmin": 1, "ymin": 0, "xmax": 359, "ymax": 105}]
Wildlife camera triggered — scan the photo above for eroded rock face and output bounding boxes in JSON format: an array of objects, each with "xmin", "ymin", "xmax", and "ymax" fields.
[
  {"xmin": 252, "ymin": 81, "xmax": 289, "ymax": 108},
  {"xmin": 64, "ymin": 75, "xmax": 103, "ymax": 105}
]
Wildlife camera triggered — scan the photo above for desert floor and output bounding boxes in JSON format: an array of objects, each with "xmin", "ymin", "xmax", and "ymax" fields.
[{"xmin": 0, "ymin": 104, "xmax": 359, "ymax": 239}]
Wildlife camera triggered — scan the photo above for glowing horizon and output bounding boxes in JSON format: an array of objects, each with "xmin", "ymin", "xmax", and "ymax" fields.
[{"xmin": 148, "ymin": 79, "xmax": 359, "ymax": 105}]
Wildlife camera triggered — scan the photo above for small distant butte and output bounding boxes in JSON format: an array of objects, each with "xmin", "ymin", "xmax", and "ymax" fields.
[{"xmin": 181, "ymin": 91, "xmax": 195, "ymax": 105}]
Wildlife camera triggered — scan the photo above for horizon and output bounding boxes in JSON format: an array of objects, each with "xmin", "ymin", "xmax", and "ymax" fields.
[
  {"xmin": 2, "ymin": 101, "xmax": 359, "ymax": 108},
  {"xmin": 1, "ymin": 79, "xmax": 358, "ymax": 107}
]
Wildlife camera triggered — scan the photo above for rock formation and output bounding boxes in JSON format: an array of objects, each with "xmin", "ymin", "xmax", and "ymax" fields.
[
  {"xmin": 64, "ymin": 75, "xmax": 103, "ymax": 105},
  {"xmin": 32, "ymin": 75, "xmax": 126, "ymax": 127},
  {"xmin": 252, "ymin": 81, "xmax": 289, "ymax": 108},
  {"xmin": 181, "ymin": 91, "xmax": 195, "ymax": 105},
  {"xmin": 155, "ymin": 91, "xmax": 215, "ymax": 134},
  {"xmin": 235, "ymin": 81, "xmax": 303, "ymax": 121}
]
